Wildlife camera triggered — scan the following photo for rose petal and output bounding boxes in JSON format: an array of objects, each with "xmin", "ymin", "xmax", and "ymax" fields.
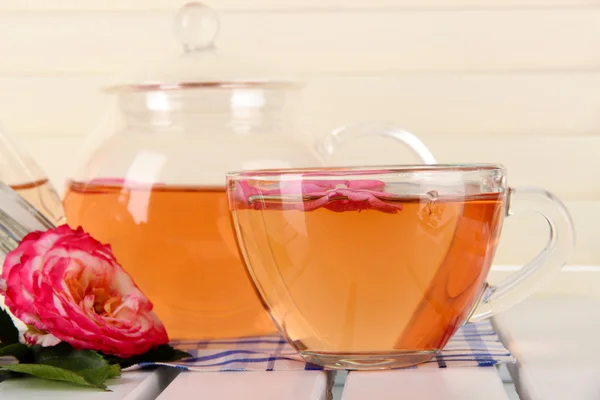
[
  {"xmin": 233, "ymin": 179, "xmax": 403, "ymax": 213},
  {"xmin": 24, "ymin": 329, "xmax": 61, "ymax": 347}
]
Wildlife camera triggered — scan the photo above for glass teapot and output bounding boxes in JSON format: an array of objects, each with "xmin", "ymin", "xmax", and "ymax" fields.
[{"xmin": 63, "ymin": 2, "xmax": 437, "ymax": 340}]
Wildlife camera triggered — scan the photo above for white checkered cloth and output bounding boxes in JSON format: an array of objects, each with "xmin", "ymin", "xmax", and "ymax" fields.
[{"xmin": 126, "ymin": 320, "xmax": 514, "ymax": 372}]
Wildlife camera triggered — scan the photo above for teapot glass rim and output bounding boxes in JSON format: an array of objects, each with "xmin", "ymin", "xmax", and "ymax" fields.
[{"xmin": 227, "ymin": 163, "xmax": 506, "ymax": 179}]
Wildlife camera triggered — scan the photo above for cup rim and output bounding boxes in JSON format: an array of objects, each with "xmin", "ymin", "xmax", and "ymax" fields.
[{"xmin": 226, "ymin": 163, "xmax": 505, "ymax": 179}]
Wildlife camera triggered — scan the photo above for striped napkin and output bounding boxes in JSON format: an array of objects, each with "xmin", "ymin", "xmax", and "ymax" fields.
[{"xmin": 126, "ymin": 320, "xmax": 514, "ymax": 372}]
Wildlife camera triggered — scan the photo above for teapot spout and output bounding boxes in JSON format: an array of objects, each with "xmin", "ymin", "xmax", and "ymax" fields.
[{"xmin": 316, "ymin": 121, "xmax": 437, "ymax": 165}]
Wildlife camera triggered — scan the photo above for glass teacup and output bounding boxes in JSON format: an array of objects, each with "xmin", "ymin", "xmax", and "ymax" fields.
[{"xmin": 226, "ymin": 164, "xmax": 574, "ymax": 370}]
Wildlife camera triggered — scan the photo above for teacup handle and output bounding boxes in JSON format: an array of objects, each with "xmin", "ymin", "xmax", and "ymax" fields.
[
  {"xmin": 315, "ymin": 121, "xmax": 437, "ymax": 164},
  {"xmin": 468, "ymin": 187, "xmax": 575, "ymax": 322}
]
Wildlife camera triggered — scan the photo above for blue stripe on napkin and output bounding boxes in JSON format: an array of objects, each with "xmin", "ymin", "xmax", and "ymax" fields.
[{"xmin": 125, "ymin": 320, "xmax": 514, "ymax": 372}]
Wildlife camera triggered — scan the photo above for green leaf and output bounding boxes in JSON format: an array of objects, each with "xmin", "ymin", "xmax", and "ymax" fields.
[
  {"xmin": 0, "ymin": 343, "xmax": 34, "ymax": 363},
  {"xmin": 0, "ymin": 343, "xmax": 121, "ymax": 390},
  {"xmin": 36, "ymin": 343, "xmax": 109, "ymax": 372},
  {"xmin": 78, "ymin": 364, "xmax": 120, "ymax": 387},
  {"xmin": 0, "ymin": 363, "xmax": 111, "ymax": 390},
  {"xmin": 0, "ymin": 307, "xmax": 19, "ymax": 345},
  {"xmin": 103, "ymin": 344, "xmax": 191, "ymax": 369}
]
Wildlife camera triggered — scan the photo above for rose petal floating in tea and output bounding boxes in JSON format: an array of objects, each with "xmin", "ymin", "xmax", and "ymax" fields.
[{"xmin": 233, "ymin": 179, "xmax": 403, "ymax": 213}]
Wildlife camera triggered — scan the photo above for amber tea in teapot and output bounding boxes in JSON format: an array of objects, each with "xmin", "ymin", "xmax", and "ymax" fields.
[{"xmin": 63, "ymin": 181, "xmax": 274, "ymax": 339}]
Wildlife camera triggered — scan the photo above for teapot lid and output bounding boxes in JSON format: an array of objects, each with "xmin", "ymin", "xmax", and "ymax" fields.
[{"xmin": 107, "ymin": 2, "xmax": 299, "ymax": 92}]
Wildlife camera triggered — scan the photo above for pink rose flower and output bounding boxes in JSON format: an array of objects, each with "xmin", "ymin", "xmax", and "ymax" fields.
[
  {"xmin": 232, "ymin": 179, "xmax": 403, "ymax": 213},
  {"xmin": 0, "ymin": 225, "xmax": 168, "ymax": 358}
]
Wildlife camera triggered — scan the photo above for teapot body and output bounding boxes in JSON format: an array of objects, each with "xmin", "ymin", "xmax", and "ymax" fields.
[{"xmin": 63, "ymin": 86, "xmax": 322, "ymax": 340}]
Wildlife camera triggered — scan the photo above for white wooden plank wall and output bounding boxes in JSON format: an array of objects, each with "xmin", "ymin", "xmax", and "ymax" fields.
[{"xmin": 1, "ymin": 0, "xmax": 598, "ymax": 267}]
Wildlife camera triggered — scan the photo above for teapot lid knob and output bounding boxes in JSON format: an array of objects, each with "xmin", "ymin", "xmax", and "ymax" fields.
[{"xmin": 172, "ymin": 2, "xmax": 220, "ymax": 53}]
